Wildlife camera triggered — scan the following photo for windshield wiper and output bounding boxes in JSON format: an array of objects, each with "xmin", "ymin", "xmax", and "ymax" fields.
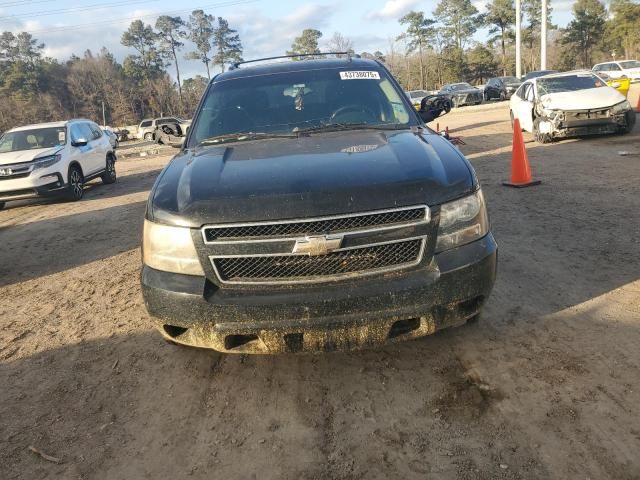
[
  {"xmin": 198, "ymin": 131, "xmax": 297, "ymax": 146},
  {"xmin": 294, "ymin": 122, "xmax": 408, "ymax": 135}
]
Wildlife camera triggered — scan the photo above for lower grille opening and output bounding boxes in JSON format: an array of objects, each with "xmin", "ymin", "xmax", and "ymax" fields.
[
  {"xmin": 284, "ymin": 333, "xmax": 304, "ymax": 353},
  {"xmin": 163, "ymin": 324, "xmax": 188, "ymax": 339},
  {"xmin": 225, "ymin": 334, "xmax": 259, "ymax": 350},
  {"xmin": 388, "ymin": 318, "xmax": 421, "ymax": 339}
]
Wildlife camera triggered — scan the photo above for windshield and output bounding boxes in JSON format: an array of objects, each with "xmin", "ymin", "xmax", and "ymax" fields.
[
  {"xmin": 537, "ymin": 74, "xmax": 606, "ymax": 95},
  {"xmin": 409, "ymin": 90, "xmax": 428, "ymax": 98},
  {"xmin": 0, "ymin": 127, "xmax": 66, "ymax": 153},
  {"xmin": 500, "ymin": 77, "xmax": 519, "ymax": 83},
  {"xmin": 619, "ymin": 60, "xmax": 640, "ymax": 69},
  {"xmin": 188, "ymin": 68, "xmax": 414, "ymax": 146},
  {"xmin": 450, "ymin": 83, "xmax": 474, "ymax": 91}
]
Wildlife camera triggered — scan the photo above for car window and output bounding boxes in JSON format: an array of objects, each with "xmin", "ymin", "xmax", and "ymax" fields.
[
  {"xmin": 0, "ymin": 126, "xmax": 67, "ymax": 153},
  {"xmin": 140, "ymin": 120, "xmax": 152, "ymax": 128},
  {"xmin": 609, "ymin": 64, "xmax": 621, "ymax": 71},
  {"xmin": 537, "ymin": 74, "xmax": 606, "ymax": 94},
  {"xmin": 619, "ymin": 60, "xmax": 640, "ymax": 69},
  {"xmin": 525, "ymin": 84, "xmax": 535, "ymax": 101},
  {"xmin": 189, "ymin": 67, "xmax": 415, "ymax": 146},
  {"xmin": 78, "ymin": 123, "xmax": 95, "ymax": 142},
  {"xmin": 89, "ymin": 124, "xmax": 103, "ymax": 140}
]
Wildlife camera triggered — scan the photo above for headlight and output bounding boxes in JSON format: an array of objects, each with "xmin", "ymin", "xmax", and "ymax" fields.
[
  {"xmin": 435, "ymin": 189, "xmax": 489, "ymax": 252},
  {"xmin": 611, "ymin": 100, "xmax": 632, "ymax": 114},
  {"xmin": 143, "ymin": 220, "xmax": 205, "ymax": 276},
  {"xmin": 33, "ymin": 153, "xmax": 61, "ymax": 169}
]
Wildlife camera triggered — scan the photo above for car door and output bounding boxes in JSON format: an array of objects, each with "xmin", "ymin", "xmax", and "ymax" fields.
[
  {"xmin": 78, "ymin": 122, "xmax": 103, "ymax": 174},
  {"xmin": 607, "ymin": 63, "xmax": 623, "ymax": 79},
  {"xmin": 91, "ymin": 123, "xmax": 110, "ymax": 171},
  {"xmin": 511, "ymin": 82, "xmax": 535, "ymax": 132}
]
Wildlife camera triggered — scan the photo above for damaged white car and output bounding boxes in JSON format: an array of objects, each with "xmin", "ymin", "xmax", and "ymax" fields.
[{"xmin": 510, "ymin": 71, "xmax": 636, "ymax": 143}]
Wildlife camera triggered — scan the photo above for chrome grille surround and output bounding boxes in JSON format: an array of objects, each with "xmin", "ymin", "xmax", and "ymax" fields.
[
  {"xmin": 202, "ymin": 205, "xmax": 429, "ymax": 243},
  {"xmin": 202, "ymin": 206, "xmax": 430, "ymax": 285}
]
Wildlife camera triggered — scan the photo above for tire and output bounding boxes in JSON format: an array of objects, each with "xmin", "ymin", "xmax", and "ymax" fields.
[
  {"xmin": 499, "ymin": 92, "xmax": 506, "ymax": 101},
  {"xmin": 510, "ymin": 111, "xmax": 514, "ymax": 128},
  {"xmin": 144, "ymin": 132, "xmax": 153, "ymax": 141},
  {"xmin": 67, "ymin": 165, "xmax": 84, "ymax": 201},
  {"xmin": 618, "ymin": 110, "xmax": 636, "ymax": 134},
  {"xmin": 101, "ymin": 155, "xmax": 117, "ymax": 184},
  {"xmin": 533, "ymin": 117, "xmax": 553, "ymax": 144},
  {"xmin": 0, "ymin": 201, "xmax": 5, "ymax": 210}
]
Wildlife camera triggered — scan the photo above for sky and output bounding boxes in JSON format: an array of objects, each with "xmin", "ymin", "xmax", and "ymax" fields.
[{"xmin": 0, "ymin": 0, "xmax": 578, "ymax": 80}]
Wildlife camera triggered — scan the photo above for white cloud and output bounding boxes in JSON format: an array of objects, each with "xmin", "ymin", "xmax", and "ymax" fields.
[
  {"xmin": 226, "ymin": 3, "xmax": 337, "ymax": 60},
  {"xmin": 366, "ymin": 0, "xmax": 421, "ymax": 21},
  {"xmin": 472, "ymin": 0, "xmax": 488, "ymax": 14}
]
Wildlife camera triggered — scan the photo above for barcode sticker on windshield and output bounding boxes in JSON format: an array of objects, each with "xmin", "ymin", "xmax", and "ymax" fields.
[{"xmin": 340, "ymin": 71, "xmax": 380, "ymax": 80}]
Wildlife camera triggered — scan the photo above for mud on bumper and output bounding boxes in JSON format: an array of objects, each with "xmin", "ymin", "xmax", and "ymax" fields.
[{"xmin": 142, "ymin": 234, "xmax": 497, "ymax": 354}]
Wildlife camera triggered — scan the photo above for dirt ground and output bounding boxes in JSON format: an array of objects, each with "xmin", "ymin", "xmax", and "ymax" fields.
[{"xmin": 1, "ymin": 105, "xmax": 640, "ymax": 480}]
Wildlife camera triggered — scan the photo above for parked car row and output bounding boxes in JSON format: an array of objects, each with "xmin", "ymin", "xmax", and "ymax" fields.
[{"xmin": 406, "ymin": 59, "xmax": 638, "ymax": 110}]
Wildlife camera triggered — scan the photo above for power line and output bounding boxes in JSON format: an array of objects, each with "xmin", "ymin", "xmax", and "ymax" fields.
[
  {"xmin": 18, "ymin": 0, "xmax": 257, "ymax": 35},
  {"xmin": 0, "ymin": 0, "xmax": 160, "ymax": 23},
  {"xmin": 0, "ymin": 0, "xmax": 55, "ymax": 8}
]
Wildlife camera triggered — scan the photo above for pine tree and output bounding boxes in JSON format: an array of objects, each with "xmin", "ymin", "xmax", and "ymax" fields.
[
  {"xmin": 185, "ymin": 10, "xmax": 215, "ymax": 79},
  {"xmin": 212, "ymin": 17, "xmax": 243, "ymax": 72},
  {"xmin": 155, "ymin": 16, "xmax": 186, "ymax": 103}
]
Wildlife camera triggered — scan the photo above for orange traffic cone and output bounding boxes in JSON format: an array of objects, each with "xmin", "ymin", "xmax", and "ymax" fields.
[
  {"xmin": 502, "ymin": 118, "xmax": 541, "ymax": 188},
  {"xmin": 635, "ymin": 95, "xmax": 640, "ymax": 113}
]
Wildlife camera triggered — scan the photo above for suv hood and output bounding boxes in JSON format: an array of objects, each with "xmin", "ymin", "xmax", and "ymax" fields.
[
  {"xmin": 0, "ymin": 146, "xmax": 61, "ymax": 166},
  {"xmin": 540, "ymin": 87, "xmax": 625, "ymax": 110},
  {"xmin": 149, "ymin": 130, "xmax": 474, "ymax": 227}
]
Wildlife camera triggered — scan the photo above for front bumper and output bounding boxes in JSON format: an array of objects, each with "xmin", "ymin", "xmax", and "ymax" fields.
[
  {"xmin": 552, "ymin": 109, "xmax": 635, "ymax": 138},
  {"xmin": 453, "ymin": 94, "xmax": 483, "ymax": 106},
  {"xmin": 141, "ymin": 233, "xmax": 497, "ymax": 353},
  {"xmin": 0, "ymin": 172, "xmax": 66, "ymax": 202}
]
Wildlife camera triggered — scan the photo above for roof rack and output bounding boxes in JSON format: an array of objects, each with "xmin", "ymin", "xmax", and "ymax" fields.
[{"xmin": 229, "ymin": 52, "xmax": 361, "ymax": 70}]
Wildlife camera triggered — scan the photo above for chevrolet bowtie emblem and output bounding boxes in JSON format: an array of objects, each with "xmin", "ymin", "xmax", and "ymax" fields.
[{"xmin": 292, "ymin": 235, "xmax": 343, "ymax": 256}]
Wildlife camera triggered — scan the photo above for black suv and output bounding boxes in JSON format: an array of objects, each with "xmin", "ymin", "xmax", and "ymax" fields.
[{"xmin": 141, "ymin": 56, "xmax": 497, "ymax": 354}]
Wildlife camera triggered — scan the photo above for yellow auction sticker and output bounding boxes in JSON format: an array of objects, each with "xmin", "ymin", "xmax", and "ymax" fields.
[{"xmin": 339, "ymin": 71, "xmax": 381, "ymax": 80}]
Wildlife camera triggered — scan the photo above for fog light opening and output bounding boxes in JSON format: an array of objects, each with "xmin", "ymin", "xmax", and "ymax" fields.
[
  {"xmin": 388, "ymin": 318, "xmax": 421, "ymax": 339},
  {"xmin": 284, "ymin": 333, "xmax": 304, "ymax": 353},
  {"xmin": 163, "ymin": 324, "xmax": 188, "ymax": 339},
  {"xmin": 224, "ymin": 334, "xmax": 259, "ymax": 350}
]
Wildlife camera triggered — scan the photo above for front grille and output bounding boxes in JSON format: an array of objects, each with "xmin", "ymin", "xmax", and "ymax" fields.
[
  {"xmin": 0, "ymin": 172, "xmax": 30, "ymax": 180},
  {"xmin": 214, "ymin": 239, "xmax": 423, "ymax": 283},
  {"xmin": 204, "ymin": 206, "xmax": 427, "ymax": 241}
]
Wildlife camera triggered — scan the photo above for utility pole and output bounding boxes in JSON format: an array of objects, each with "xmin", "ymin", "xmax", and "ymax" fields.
[
  {"xmin": 541, "ymin": 0, "xmax": 547, "ymax": 70},
  {"xmin": 516, "ymin": 0, "xmax": 522, "ymax": 78}
]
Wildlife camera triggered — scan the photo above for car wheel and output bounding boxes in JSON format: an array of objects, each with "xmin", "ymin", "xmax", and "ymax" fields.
[
  {"xmin": 533, "ymin": 117, "xmax": 553, "ymax": 144},
  {"xmin": 67, "ymin": 165, "xmax": 84, "ymax": 201},
  {"xmin": 101, "ymin": 155, "xmax": 117, "ymax": 184},
  {"xmin": 510, "ymin": 111, "xmax": 514, "ymax": 128},
  {"xmin": 144, "ymin": 132, "xmax": 153, "ymax": 141},
  {"xmin": 500, "ymin": 92, "xmax": 506, "ymax": 101},
  {"xmin": 0, "ymin": 201, "xmax": 5, "ymax": 210}
]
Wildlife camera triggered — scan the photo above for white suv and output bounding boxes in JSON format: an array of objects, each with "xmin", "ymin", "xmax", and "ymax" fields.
[
  {"xmin": 137, "ymin": 117, "xmax": 191, "ymax": 140},
  {"xmin": 592, "ymin": 60, "xmax": 640, "ymax": 82},
  {"xmin": 0, "ymin": 119, "xmax": 116, "ymax": 209}
]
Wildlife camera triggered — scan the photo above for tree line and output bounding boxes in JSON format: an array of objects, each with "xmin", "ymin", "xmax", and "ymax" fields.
[
  {"xmin": 0, "ymin": 10, "xmax": 242, "ymax": 131},
  {"xmin": 0, "ymin": 0, "xmax": 638, "ymax": 131},
  {"xmin": 384, "ymin": 0, "xmax": 640, "ymax": 90}
]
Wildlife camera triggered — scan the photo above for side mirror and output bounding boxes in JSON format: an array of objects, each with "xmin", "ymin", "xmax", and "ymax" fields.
[{"xmin": 72, "ymin": 138, "xmax": 88, "ymax": 147}]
